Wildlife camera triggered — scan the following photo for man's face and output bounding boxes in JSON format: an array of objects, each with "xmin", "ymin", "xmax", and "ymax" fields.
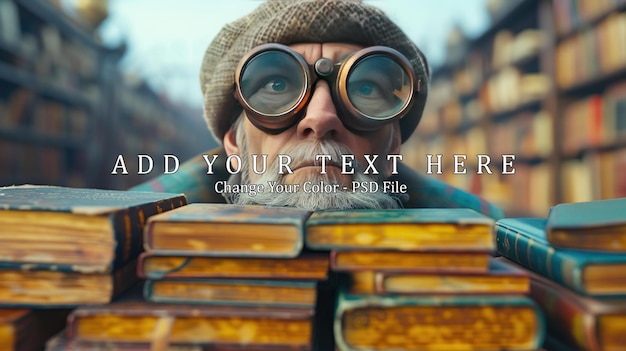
[{"xmin": 223, "ymin": 43, "xmax": 402, "ymax": 210}]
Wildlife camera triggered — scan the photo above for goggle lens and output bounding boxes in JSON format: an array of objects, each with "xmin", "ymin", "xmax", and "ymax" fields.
[
  {"xmin": 234, "ymin": 44, "xmax": 418, "ymax": 134},
  {"xmin": 346, "ymin": 55, "xmax": 411, "ymax": 119},
  {"xmin": 239, "ymin": 51, "xmax": 305, "ymax": 116}
]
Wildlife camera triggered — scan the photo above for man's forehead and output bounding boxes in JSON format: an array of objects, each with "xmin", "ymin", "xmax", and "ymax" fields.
[{"xmin": 288, "ymin": 42, "xmax": 365, "ymax": 63}]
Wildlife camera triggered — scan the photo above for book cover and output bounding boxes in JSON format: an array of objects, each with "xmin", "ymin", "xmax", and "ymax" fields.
[
  {"xmin": 329, "ymin": 250, "xmax": 489, "ymax": 273},
  {"xmin": 67, "ymin": 297, "xmax": 314, "ymax": 349},
  {"xmin": 349, "ymin": 257, "xmax": 529, "ymax": 295},
  {"xmin": 144, "ymin": 279, "xmax": 317, "ymax": 308},
  {"xmin": 305, "ymin": 208, "xmax": 495, "ymax": 251},
  {"xmin": 0, "ymin": 259, "xmax": 137, "ymax": 307},
  {"xmin": 46, "ymin": 331, "xmax": 309, "ymax": 351},
  {"xmin": 0, "ymin": 308, "xmax": 69, "ymax": 351},
  {"xmin": 144, "ymin": 203, "xmax": 311, "ymax": 258},
  {"xmin": 526, "ymin": 261, "xmax": 626, "ymax": 351},
  {"xmin": 334, "ymin": 288, "xmax": 545, "ymax": 351},
  {"xmin": 546, "ymin": 197, "xmax": 626, "ymax": 251},
  {"xmin": 495, "ymin": 218, "xmax": 626, "ymax": 297},
  {"xmin": 0, "ymin": 185, "xmax": 187, "ymax": 273},
  {"xmin": 138, "ymin": 252, "xmax": 329, "ymax": 280}
]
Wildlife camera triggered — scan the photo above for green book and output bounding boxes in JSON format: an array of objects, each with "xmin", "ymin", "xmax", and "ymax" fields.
[
  {"xmin": 305, "ymin": 208, "xmax": 495, "ymax": 251},
  {"xmin": 334, "ymin": 287, "xmax": 545, "ymax": 351},
  {"xmin": 0, "ymin": 185, "xmax": 187, "ymax": 273},
  {"xmin": 144, "ymin": 203, "xmax": 311, "ymax": 258},
  {"xmin": 496, "ymin": 217, "xmax": 626, "ymax": 298},
  {"xmin": 546, "ymin": 197, "xmax": 626, "ymax": 251}
]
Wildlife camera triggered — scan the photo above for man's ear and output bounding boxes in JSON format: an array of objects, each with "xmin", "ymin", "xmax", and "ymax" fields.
[
  {"xmin": 223, "ymin": 128, "xmax": 240, "ymax": 155},
  {"xmin": 223, "ymin": 128, "xmax": 241, "ymax": 170}
]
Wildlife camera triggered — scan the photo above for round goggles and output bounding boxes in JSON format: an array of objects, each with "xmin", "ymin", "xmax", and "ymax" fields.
[{"xmin": 234, "ymin": 43, "xmax": 420, "ymax": 134}]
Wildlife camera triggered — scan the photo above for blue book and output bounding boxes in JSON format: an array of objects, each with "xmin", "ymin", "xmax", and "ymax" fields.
[
  {"xmin": 334, "ymin": 286, "xmax": 545, "ymax": 351},
  {"xmin": 144, "ymin": 203, "xmax": 311, "ymax": 258},
  {"xmin": 305, "ymin": 208, "xmax": 495, "ymax": 252},
  {"xmin": 546, "ymin": 197, "xmax": 626, "ymax": 251},
  {"xmin": 495, "ymin": 218, "xmax": 626, "ymax": 298},
  {"xmin": 0, "ymin": 185, "xmax": 187, "ymax": 273}
]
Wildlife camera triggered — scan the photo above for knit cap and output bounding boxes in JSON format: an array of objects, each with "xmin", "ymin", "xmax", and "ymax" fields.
[{"xmin": 200, "ymin": 0, "xmax": 429, "ymax": 143}]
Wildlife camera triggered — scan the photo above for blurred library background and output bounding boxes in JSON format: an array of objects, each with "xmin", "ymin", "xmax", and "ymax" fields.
[{"xmin": 1, "ymin": 0, "xmax": 625, "ymax": 217}]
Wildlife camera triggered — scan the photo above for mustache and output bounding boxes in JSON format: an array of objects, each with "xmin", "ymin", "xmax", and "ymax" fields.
[{"xmin": 275, "ymin": 140, "xmax": 360, "ymax": 171}]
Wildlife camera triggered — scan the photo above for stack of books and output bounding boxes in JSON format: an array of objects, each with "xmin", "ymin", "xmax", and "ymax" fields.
[
  {"xmin": 496, "ymin": 197, "xmax": 626, "ymax": 351},
  {"xmin": 52, "ymin": 203, "xmax": 329, "ymax": 350},
  {"xmin": 0, "ymin": 185, "xmax": 186, "ymax": 351},
  {"xmin": 305, "ymin": 208, "xmax": 546, "ymax": 351}
]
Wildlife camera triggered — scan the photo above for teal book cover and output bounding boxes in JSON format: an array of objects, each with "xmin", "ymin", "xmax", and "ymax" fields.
[
  {"xmin": 305, "ymin": 208, "xmax": 495, "ymax": 252},
  {"xmin": 334, "ymin": 287, "xmax": 545, "ymax": 351},
  {"xmin": 144, "ymin": 203, "xmax": 311, "ymax": 258},
  {"xmin": 546, "ymin": 197, "xmax": 626, "ymax": 251},
  {"xmin": 144, "ymin": 278, "xmax": 317, "ymax": 309},
  {"xmin": 0, "ymin": 185, "xmax": 187, "ymax": 272},
  {"xmin": 495, "ymin": 218, "xmax": 626, "ymax": 298}
]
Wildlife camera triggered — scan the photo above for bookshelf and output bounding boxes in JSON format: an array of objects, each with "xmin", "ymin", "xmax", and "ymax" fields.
[
  {"xmin": 0, "ymin": 0, "xmax": 214, "ymax": 190},
  {"xmin": 405, "ymin": 0, "xmax": 626, "ymax": 216}
]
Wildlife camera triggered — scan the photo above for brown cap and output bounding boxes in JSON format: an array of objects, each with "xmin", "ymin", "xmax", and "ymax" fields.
[{"xmin": 200, "ymin": 0, "xmax": 429, "ymax": 143}]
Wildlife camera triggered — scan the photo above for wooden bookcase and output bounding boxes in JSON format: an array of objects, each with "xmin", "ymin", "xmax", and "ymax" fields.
[
  {"xmin": 0, "ymin": 0, "xmax": 215, "ymax": 190},
  {"xmin": 404, "ymin": 0, "xmax": 626, "ymax": 216}
]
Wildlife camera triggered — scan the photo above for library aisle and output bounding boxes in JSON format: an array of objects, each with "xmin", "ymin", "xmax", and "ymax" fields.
[
  {"xmin": 0, "ymin": 0, "xmax": 215, "ymax": 190},
  {"xmin": 404, "ymin": 0, "xmax": 626, "ymax": 216}
]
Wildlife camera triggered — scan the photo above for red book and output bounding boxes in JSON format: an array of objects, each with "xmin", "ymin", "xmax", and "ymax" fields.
[{"xmin": 524, "ymin": 261, "xmax": 626, "ymax": 351}]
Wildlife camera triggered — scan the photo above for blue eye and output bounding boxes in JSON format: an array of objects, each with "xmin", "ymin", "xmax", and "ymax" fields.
[
  {"xmin": 264, "ymin": 79, "xmax": 286, "ymax": 92},
  {"xmin": 357, "ymin": 83, "xmax": 374, "ymax": 96}
]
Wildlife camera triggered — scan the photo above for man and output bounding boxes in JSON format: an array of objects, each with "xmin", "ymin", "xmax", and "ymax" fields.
[{"xmin": 132, "ymin": 0, "xmax": 503, "ymax": 219}]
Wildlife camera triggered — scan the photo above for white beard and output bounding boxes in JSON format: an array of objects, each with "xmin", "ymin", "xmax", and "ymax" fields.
[{"xmin": 232, "ymin": 140, "xmax": 402, "ymax": 210}]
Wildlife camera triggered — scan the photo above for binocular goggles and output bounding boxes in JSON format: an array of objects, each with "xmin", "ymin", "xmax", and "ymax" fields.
[{"xmin": 234, "ymin": 43, "xmax": 420, "ymax": 134}]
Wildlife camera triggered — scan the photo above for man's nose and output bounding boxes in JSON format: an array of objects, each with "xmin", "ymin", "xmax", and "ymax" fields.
[{"xmin": 296, "ymin": 81, "xmax": 346, "ymax": 140}]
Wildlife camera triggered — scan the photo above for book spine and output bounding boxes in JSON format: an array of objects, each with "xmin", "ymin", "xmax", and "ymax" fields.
[
  {"xmin": 135, "ymin": 252, "xmax": 147, "ymax": 279},
  {"xmin": 111, "ymin": 196, "xmax": 187, "ymax": 270},
  {"xmin": 495, "ymin": 225, "xmax": 587, "ymax": 296},
  {"xmin": 15, "ymin": 310, "xmax": 69, "ymax": 351},
  {"xmin": 329, "ymin": 250, "xmax": 341, "ymax": 271},
  {"xmin": 529, "ymin": 278, "xmax": 602, "ymax": 351},
  {"xmin": 112, "ymin": 259, "xmax": 139, "ymax": 300}
]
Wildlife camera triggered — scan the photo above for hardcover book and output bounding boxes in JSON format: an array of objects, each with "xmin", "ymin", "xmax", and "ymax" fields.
[
  {"xmin": 546, "ymin": 197, "xmax": 626, "ymax": 251},
  {"xmin": 305, "ymin": 208, "xmax": 495, "ymax": 251},
  {"xmin": 348, "ymin": 257, "xmax": 529, "ymax": 295},
  {"xmin": 495, "ymin": 217, "xmax": 626, "ymax": 297},
  {"xmin": 66, "ymin": 298, "xmax": 314, "ymax": 349},
  {"xmin": 334, "ymin": 288, "xmax": 545, "ymax": 351},
  {"xmin": 138, "ymin": 252, "xmax": 329, "ymax": 280},
  {"xmin": 0, "ymin": 259, "xmax": 137, "ymax": 307},
  {"xmin": 0, "ymin": 185, "xmax": 187, "ymax": 273},
  {"xmin": 525, "ymin": 260, "xmax": 626, "ymax": 351},
  {"xmin": 144, "ymin": 203, "xmax": 311, "ymax": 258},
  {"xmin": 0, "ymin": 308, "xmax": 69, "ymax": 351},
  {"xmin": 330, "ymin": 250, "xmax": 489, "ymax": 273},
  {"xmin": 46, "ymin": 332, "xmax": 307, "ymax": 351},
  {"xmin": 144, "ymin": 279, "xmax": 317, "ymax": 308}
]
